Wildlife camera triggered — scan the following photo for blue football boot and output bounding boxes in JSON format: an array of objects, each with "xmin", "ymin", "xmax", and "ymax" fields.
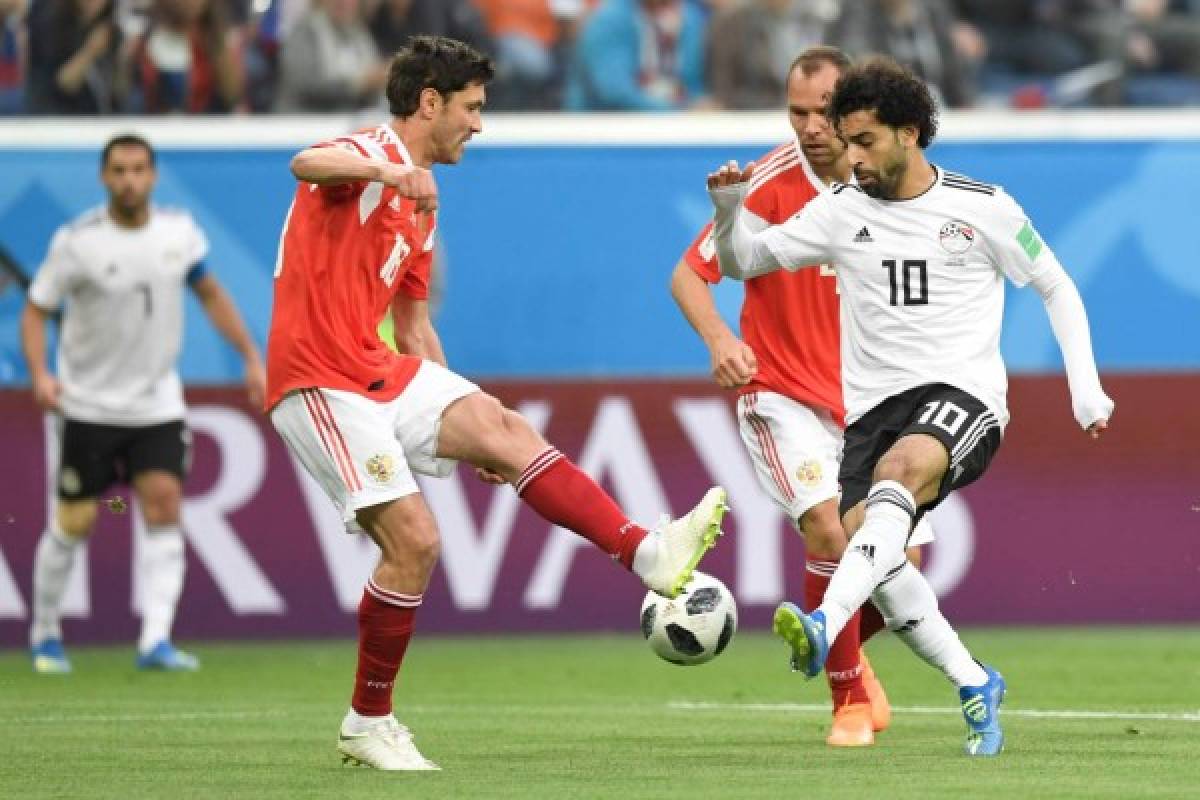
[
  {"xmin": 31, "ymin": 638, "xmax": 72, "ymax": 674},
  {"xmin": 136, "ymin": 641, "xmax": 200, "ymax": 671},
  {"xmin": 959, "ymin": 663, "xmax": 1006, "ymax": 756},
  {"xmin": 772, "ymin": 603, "xmax": 830, "ymax": 679}
]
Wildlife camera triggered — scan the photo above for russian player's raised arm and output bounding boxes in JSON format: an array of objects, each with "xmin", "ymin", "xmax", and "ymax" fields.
[
  {"xmin": 289, "ymin": 144, "xmax": 389, "ymax": 186},
  {"xmin": 290, "ymin": 143, "xmax": 438, "ymax": 212},
  {"xmin": 985, "ymin": 191, "xmax": 1113, "ymax": 434}
]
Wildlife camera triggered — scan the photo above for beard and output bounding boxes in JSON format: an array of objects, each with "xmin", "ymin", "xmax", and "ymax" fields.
[{"xmin": 855, "ymin": 157, "xmax": 904, "ymax": 200}]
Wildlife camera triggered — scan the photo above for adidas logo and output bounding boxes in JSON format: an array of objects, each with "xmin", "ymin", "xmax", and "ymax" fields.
[
  {"xmin": 853, "ymin": 226, "xmax": 873, "ymax": 243},
  {"xmin": 962, "ymin": 694, "xmax": 989, "ymax": 723},
  {"xmin": 852, "ymin": 543, "xmax": 876, "ymax": 565}
]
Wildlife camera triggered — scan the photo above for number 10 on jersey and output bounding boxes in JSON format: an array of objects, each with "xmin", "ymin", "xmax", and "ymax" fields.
[{"xmin": 882, "ymin": 259, "xmax": 928, "ymax": 306}]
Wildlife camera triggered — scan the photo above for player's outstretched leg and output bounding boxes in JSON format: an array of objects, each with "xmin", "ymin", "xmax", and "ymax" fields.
[
  {"xmin": 960, "ymin": 664, "xmax": 1006, "ymax": 756},
  {"xmin": 772, "ymin": 602, "xmax": 829, "ymax": 679},
  {"xmin": 513, "ymin": 450, "xmax": 727, "ymax": 599},
  {"xmin": 438, "ymin": 393, "xmax": 729, "ymax": 599}
]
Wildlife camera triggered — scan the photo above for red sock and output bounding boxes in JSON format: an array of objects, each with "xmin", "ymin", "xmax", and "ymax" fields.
[
  {"xmin": 351, "ymin": 580, "xmax": 420, "ymax": 716},
  {"xmin": 516, "ymin": 448, "xmax": 648, "ymax": 570},
  {"xmin": 805, "ymin": 558, "xmax": 869, "ymax": 708},
  {"xmin": 859, "ymin": 601, "xmax": 888, "ymax": 643}
]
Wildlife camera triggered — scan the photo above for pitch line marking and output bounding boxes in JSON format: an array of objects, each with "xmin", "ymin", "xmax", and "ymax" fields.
[
  {"xmin": 4, "ymin": 710, "xmax": 288, "ymax": 724},
  {"xmin": 668, "ymin": 701, "xmax": 1200, "ymax": 722}
]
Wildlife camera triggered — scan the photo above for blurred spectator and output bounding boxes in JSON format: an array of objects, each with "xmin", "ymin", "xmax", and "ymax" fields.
[
  {"xmin": 367, "ymin": 0, "xmax": 492, "ymax": 60},
  {"xmin": 950, "ymin": 1, "xmax": 1088, "ymax": 77},
  {"xmin": 0, "ymin": 0, "xmax": 23, "ymax": 113},
  {"xmin": 474, "ymin": 0, "xmax": 564, "ymax": 109},
  {"xmin": 27, "ymin": 0, "xmax": 121, "ymax": 113},
  {"xmin": 125, "ymin": 0, "xmax": 245, "ymax": 113},
  {"xmin": 1125, "ymin": 0, "xmax": 1200, "ymax": 74},
  {"xmin": 828, "ymin": 0, "xmax": 982, "ymax": 107},
  {"xmin": 565, "ymin": 0, "xmax": 708, "ymax": 110},
  {"xmin": 276, "ymin": 0, "xmax": 383, "ymax": 111},
  {"xmin": 706, "ymin": 0, "xmax": 837, "ymax": 110}
]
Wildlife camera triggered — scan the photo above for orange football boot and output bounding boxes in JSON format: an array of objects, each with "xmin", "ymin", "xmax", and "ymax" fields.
[
  {"xmin": 859, "ymin": 650, "xmax": 892, "ymax": 733},
  {"xmin": 826, "ymin": 702, "xmax": 874, "ymax": 747}
]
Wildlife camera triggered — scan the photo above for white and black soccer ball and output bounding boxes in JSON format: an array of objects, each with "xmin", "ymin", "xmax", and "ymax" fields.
[{"xmin": 640, "ymin": 571, "xmax": 737, "ymax": 666}]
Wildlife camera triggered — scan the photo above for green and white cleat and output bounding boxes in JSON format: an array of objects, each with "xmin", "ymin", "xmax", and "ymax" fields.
[
  {"xmin": 338, "ymin": 716, "xmax": 440, "ymax": 771},
  {"xmin": 643, "ymin": 486, "xmax": 729, "ymax": 599}
]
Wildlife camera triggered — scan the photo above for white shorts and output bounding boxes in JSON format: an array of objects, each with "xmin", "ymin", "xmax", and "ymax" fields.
[
  {"xmin": 737, "ymin": 390, "xmax": 843, "ymax": 522},
  {"xmin": 736, "ymin": 390, "xmax": 934, "ymax": 546},
  {"xmin": 270, "ymin": 361, "xmax": 478, "ymax": 525}
]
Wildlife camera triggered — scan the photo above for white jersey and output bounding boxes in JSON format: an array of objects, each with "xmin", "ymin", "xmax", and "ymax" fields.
[
  {"xmin": 752, "ymin": 166, "xmax": 1059, "ymax": 427},
  {"xmin": 29, "ymin": 205, "xmax": 208, "ymax": 426}
]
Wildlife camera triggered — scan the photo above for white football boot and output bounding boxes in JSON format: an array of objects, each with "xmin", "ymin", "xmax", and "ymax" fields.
[
  {"xmin": 337, "ymin": 716, "xmax": 440, "ymax": 771},
  {"xmin": 641, "ymin": 486, "xmax": 729, "ymax": 599}
]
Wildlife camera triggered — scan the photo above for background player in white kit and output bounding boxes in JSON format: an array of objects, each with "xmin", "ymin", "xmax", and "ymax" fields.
[
  {"xmin": 20, "ymin": 134, "xmax": 265, "ymax": 673},
  {"xmin": 707, "ymin": 58, "xmax": 1113, "ymax": 756}
]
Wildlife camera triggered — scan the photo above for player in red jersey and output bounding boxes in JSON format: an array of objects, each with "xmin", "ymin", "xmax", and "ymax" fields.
[
  {"xmin": 670, "ymin": 46, "xmax": 928, "ymax": 747},
  {"xmin": 266, "ymin": 35, "xmax": 728, "ymax": 771}
]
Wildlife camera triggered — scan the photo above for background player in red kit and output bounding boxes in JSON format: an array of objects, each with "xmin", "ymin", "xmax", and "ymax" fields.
[
  {"xmin": 267, "ymin": 35, "xmax": 728, "ymax": 771},
  {"xmin": 670, "ymin": 46, "xmax": 929, "ymax": 747}
]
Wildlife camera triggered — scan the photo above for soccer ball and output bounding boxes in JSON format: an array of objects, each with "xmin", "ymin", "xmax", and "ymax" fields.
[{"xmin": 640, "ymin": 571, "xmax": 737, "ymax": 666}]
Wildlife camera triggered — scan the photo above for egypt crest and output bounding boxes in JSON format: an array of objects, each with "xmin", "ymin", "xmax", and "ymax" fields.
[{"xmin": 939, "ymin": 220, "xmax": 976, "ymax": 254}]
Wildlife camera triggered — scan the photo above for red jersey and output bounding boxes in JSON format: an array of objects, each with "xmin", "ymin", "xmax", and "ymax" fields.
[
  {"xmin": 266, "ymin": 125, "xmax": 435, "ymax": 411},
  {"xmin": 683, "ymin": 140, "xmax": 844, "ymax": 422}
]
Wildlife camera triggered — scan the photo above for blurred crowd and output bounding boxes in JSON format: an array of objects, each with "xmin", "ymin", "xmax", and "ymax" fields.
[{"xmin": 3, "ymin": 0, "xmax": 1200, "ymax": 116}]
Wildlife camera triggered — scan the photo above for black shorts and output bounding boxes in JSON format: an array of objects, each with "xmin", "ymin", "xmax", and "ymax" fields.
[
  {"xmin": 57, "ymin": 418, "xmax": 191, "ymax": 500},
  {"xmin": 839, "ymin": 384, "xmax": 1002, "ymax": 518}
]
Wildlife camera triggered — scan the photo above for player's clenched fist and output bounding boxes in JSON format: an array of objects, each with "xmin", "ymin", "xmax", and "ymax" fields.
[
  {"xmin": 710, "ymin": 334, "xmax": 758, "ymax": 389},
  {"xmin": 380, "ymin": 164, "xmax": 438, "ymax": 212},
  {"xmin": 707, "ymin": 160, "xmax": 757, "ymax": 190}
]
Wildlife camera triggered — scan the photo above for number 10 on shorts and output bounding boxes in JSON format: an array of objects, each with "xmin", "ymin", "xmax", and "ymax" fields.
[{"xmin": 918, "ymin": 399, "xmax": 968, "ymax": 436}]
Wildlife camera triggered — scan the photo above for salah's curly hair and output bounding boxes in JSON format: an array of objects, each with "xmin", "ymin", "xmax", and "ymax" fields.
[{"xmin": 830, "ymin": 57, "xmax": 938, "ymax": 148}]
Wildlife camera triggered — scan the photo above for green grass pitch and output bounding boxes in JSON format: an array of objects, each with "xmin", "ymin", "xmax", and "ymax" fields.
[{"xmin": 2, "ymin": 628, "xmax": 1198, "ymax": 799}]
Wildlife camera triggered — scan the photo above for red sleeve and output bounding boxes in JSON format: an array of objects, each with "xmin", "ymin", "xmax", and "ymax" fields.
[
  {"xmin": 309, "ymin": 138, "xmax": 368, "ymax": 203},
  {"xmin": 682, "ymin": 222, "xmax": 721, "ymax": 284}
]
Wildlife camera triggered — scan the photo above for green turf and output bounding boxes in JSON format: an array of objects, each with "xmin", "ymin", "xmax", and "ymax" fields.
[{"xmin": 2, "ymin": 628, "xmax": 1198, "ymax": 799}]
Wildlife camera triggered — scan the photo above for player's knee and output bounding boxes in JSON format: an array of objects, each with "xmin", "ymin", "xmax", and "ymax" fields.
[
  {"xmin": 398, "ymin": 522, "xmax": 441, "ymax": 572},
  {"xmin": 374, "ymin": 504, "xmax": 441, "ymax": 571},
  {"xmin": 872, "ymin": 449, "xmax": 929, "ymax": 492},
  {"xmin": 479, "ymin": 398, "xmax": 545, "ymax": 467},
  {"xmin": 56, "ymin": 500, "xmax": 98, "ymax": 539}
]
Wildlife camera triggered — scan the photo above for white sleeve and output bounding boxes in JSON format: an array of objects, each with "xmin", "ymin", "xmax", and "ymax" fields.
[
  {"xmin": 28, "ymin": 228, "xmax": 75, "ymax": 311},
  {"xmin": 185, "ymin": 215, "xmax": 210, "ymax": 266},
  {"xmin": 708, "ymin": 182, "xmax": 836, "ymax": 280},
  {"xmin": 979, "ymin": 188, "xmax": 1060, "ymax": 287},
  {"xmin": 1029, "ymin": 262, "xmax": 1114, "ymax": 430},
  {"xmin": 708, "ymin": 182, "xmax": 782, "ymax": 279},
  {"xmin": 758, "ymin": 188, "xmax": 838, "ymax": 270}
]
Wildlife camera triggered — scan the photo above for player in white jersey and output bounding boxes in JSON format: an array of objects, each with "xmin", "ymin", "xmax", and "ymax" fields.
[
  {"xmin": 707, "ymin": 58, "xmax": 1113, "ymax": 756},
  {"xmin": 19, "ymin": 134, "xmax": 266, "ymax": 674}
]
